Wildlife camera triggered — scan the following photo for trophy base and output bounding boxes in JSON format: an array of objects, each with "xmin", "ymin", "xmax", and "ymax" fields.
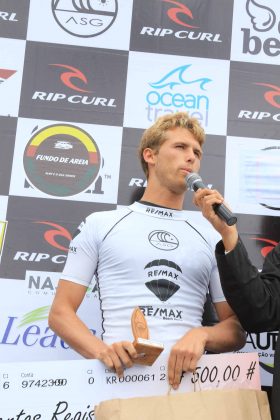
[{"xmin": 133, "ymin": 338, "xmax": 164, "ymax": 366}]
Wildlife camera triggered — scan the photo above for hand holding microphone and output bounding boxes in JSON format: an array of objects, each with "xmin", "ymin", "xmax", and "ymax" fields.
[{"xmin": 186, "ymin": 173, "xmax": 237, "ymax": 227}]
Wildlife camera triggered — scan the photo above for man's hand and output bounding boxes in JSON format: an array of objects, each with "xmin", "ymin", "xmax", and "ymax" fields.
[
  {"xmin": 168, "ymin": 327, "xmax": 208, "ymax": 390},
  {"xmin": 193, "ymin": 188, "xmax": 238, "ymax": 252},
  {"xmin": 96, "ymin": 341, "xmax": 138, "ymax": 377},
  {"xmin": 193, "ymin": 188, "xmax": 227, "ymax": 233}
]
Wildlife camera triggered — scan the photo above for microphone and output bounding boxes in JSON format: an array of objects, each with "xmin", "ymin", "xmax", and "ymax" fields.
[{"xmin": 186, "ymin": 172, "xmax": 237, "ymax": 226}]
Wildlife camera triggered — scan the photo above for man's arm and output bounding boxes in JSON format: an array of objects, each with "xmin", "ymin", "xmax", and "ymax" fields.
[
  {"xmin": 216, "ymin": 239, "xmax": 280, "ymax": 332},
  {"xmin": 48, "ymin": 279, "xmax": 137, "ymax": 377},
  {"xmin": 193, "ymin": 187, "xmax": 280, "ymax": 332},
  {"xmin": 168, "ymin": 300, "xmax": 246, "ymax": 389}
]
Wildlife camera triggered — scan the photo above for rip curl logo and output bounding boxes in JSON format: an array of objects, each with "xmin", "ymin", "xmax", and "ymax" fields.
[
  {"xmin": 49, "ymin": 64, "xmax": 92, "ymax": 93},
  {"xmin": 163, "ymin": 0, "xmax": 198, "ymax": 29},
  {"xmin": 0, "ymin": 69, "xmax": 16, "ymax": 85},
  {"xmin": 251, "ymin": 237, "xmax": 277, "ymax": 257},
  {"xmin": 253, "ymin": 83, "xmax": 280, "ymax": 109},
  {"xmin": 246, "ymin": 0, "xmax": 279, "ymax": 33},
  {"xmin": 148, "ymin": 231, "xmax": 179, "ymax": 250},
  {"xmin": 34, "ymin": 221, "xmax": 72, "ymax": 252},
  {"xmin": 52, "ymin": 0, "xmax": 118, "ymax": 38}
]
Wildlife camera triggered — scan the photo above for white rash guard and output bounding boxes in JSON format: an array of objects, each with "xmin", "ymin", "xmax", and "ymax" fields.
[{"xmin": 62, "ymin": 202, "xmax": 225, "ymax": 349}]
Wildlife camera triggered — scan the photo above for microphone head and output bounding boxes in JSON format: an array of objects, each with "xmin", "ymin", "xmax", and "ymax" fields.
[{"xmin": 186, "ymin": 172, "xmax": 203, "ymax": 191}]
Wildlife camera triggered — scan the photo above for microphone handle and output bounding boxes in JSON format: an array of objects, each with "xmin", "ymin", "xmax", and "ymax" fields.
[
  {"xmin": 213, "ymin": 202, "xmax": 237, "ymax": 226},
  {"xmin": 191, "ymin": 178, "xmax": 237, "ymax": 226}
]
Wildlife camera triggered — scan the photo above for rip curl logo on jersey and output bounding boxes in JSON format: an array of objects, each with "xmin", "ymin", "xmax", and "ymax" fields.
[
  {"xmin": 148, "ymin": 231, "xmax": 179, "ymax": 250},
  {"xmin": 144, "ymin": 259, "xmax": 181, "ymax": 301},
  {"xmin": 146, "ymin": 65, "xmax": 211, "ymax": 125},
  {"xmin": 23, "ymin": 124, "xmax": 101, "ymax": 197},
  {"xmin": 52, "ymin": 0, "xmax": 118, "ymax": 38}
]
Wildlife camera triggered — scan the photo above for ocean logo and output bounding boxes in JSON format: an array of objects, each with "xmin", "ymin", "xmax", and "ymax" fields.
[
  {"xmin": 149, "ymin": 65, "xmax": 211, "ymax": 91},
  {"xmin": 144, "ymin": 259, "xmax": 182, "ymax": 301},
  {"xmin": 246, "ymin": 0, "xmax": 278, "ymax": 33}
]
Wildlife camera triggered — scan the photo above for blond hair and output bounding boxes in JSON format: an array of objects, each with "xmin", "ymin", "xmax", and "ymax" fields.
[{"xmin": 138, "ymin": 112, "xmax": 205, "ymax": 177}]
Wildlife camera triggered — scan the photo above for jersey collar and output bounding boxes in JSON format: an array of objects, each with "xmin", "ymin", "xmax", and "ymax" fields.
[{"xmin": 128, "ymin": 202, "xmax": 188, "ymax": 221}]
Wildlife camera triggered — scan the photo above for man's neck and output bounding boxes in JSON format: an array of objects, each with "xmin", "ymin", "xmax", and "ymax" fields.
[{"xmin": 140, "ymin": 189, "xmax": 184, "ymax": 210}]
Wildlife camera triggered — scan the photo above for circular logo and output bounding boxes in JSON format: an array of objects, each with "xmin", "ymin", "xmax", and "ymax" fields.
[
  {"xmin": 148, "ymin": 231, "xmax": 179, "ymax": 250},
  {"xmin": 23, "ymin": 124, "xmax": 101, "ymax": 197},
  {"xmin": 52, "ymin": 0, "xmax": 118, "ymax": 38}
]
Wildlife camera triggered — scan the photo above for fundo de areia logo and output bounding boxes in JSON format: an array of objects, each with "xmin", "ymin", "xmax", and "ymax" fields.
[{"xmin": 23, "ymin": 124, "xmax": 101, "ymax": 197}]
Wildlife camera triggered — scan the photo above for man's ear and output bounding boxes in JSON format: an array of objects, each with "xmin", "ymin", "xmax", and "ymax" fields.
[{"xmin": 142, "ymin": 148, "xmax": 156, "ymax": 165}]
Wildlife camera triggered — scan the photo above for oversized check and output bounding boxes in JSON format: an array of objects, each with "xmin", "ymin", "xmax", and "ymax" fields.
[{"xmin": 0, "ymin": 352, "xmax": 260, "ymax": 419}]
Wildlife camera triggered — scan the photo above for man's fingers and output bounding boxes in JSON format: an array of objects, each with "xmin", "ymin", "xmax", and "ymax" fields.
[{"xmin": 112, "ymin": 342, "xmax": 137, "ymax": 368}]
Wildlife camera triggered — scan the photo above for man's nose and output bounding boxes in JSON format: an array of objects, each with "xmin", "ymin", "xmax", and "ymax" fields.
[{"xmin": 185, "ymin": 149, "xmax": 196, "ymax": 162}]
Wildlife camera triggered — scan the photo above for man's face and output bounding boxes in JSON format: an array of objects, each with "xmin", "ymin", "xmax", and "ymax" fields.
[{"xmin": 149, "ymin": 127, "xmax": 203, "ymax": 194}]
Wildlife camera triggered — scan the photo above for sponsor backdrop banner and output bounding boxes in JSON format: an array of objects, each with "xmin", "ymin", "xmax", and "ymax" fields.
[{"xmin": 0, "ymin": 0, "xmax": 279, "ymax": 396}]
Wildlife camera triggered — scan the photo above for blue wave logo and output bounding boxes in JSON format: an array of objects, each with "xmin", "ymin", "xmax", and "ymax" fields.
[{"xmin": 149, "ymin": 65, "xmax": 211, "ymax": 91}]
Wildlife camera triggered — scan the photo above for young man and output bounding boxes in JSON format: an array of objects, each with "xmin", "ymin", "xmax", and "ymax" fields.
[
  {"xmin": 48, "ymin": 112, "xmax": 245, "ymax": 390},
  {"xmin": 193, "ymin": 186, "xmax": 280, "ymax": 419}
]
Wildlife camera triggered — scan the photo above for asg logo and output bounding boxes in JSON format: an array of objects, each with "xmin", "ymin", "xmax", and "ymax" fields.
[
  {"xmin": 242, "ymin": 0, "xmax": 280, "ymax": 57},
  {"xmin": 32, "ymin": 63, "xmax": 116, "ymax": 108},
  {"xmin": 146, "ymin": 64, "xmax": 211, "ymax": 125},
  {"xmin": 52, "ymin": 0, "xmax": 118, "ymax": 38},
  {"xmin": 140, "ymin": 0, "xmax": 222, "ymax": 42}
]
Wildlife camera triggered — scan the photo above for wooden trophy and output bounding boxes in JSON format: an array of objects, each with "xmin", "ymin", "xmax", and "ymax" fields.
[{"xmin": 131, "ymin": 307, "xmax": 164, "ymax": 366}]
